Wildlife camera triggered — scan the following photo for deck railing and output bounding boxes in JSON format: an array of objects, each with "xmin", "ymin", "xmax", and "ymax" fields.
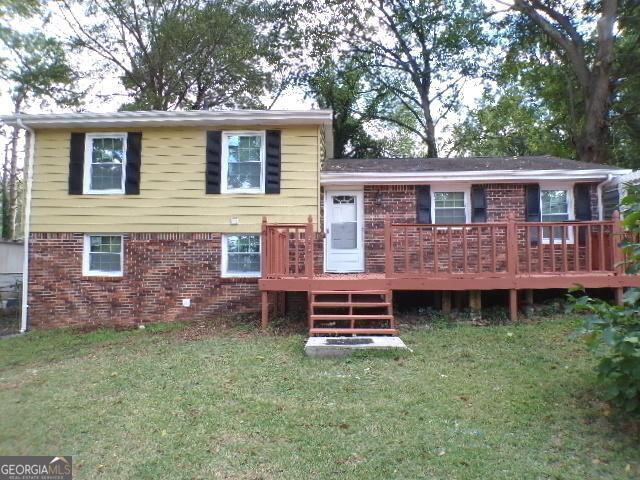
[
  {"xmin": 386, "ymin": 220, "xmax": 510, "ymax": 276},
  {"xmin": 261, "ymin": 216, "xmax": 314, "ymax": 279},
  {"xmin": 262, "ymin": 212, "xmax": 625, "ymax": 279}
]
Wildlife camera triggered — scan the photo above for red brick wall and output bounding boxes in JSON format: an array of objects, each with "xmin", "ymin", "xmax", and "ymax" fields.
[
  {"xmin": 28, "ymin": 233, "xmax": 260, "ymax": 329},
  {"xmin": 363, "ymin": 185, "xmax": 417, "ymax": 273},
  {"xmin": 483, "ymin": 184, "xmax": 526, "ymax": 221}
]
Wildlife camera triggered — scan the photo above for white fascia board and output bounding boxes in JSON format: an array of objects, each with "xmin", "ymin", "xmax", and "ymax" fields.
[
  {"xmin": 321, "ymin": 168, "xmax": 632, "ymax": 185},
  {"xmin": 0, "ymin": 109, "xmax": 333, "ymax": 129}
]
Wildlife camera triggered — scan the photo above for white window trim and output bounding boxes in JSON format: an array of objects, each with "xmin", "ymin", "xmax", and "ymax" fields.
[
  {"xmin": 82, "ymin": 234, "xmax": 124, "ymax": 277},
  {"xmin": 431, "ymin": 185, "xmax": 471, "ymax": 225},
  {"xmin": 221, "ymin": 131, "xmax": 266, "ymax": 194},
  {"xmin": 539, "ymin": 183, "xmax": 575, "ymax": 244},
  {"xmin": 221, "ymin": 233, "xmax": 262, "ymax": 278},
  {"xmin": 83, "ymin": 132, "xmax": 128, "ymax": 195}
]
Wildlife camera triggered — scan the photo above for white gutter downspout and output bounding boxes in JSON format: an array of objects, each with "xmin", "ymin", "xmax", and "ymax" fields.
[
  {"xmin": 597, "ymin": 173, "xmax": 614, "ymax": 220},
  {"xmin": 17, "ymin": 118, "xmax": 34, "ymax": 333}
]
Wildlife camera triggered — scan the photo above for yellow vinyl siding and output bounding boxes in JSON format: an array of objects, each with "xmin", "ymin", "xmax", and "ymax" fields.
[{"xmin": 31, "ymin": 126, "xmax": 320, "ymax": 233}]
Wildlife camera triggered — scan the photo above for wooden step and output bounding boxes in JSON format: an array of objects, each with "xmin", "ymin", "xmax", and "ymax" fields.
[
  {"xmin": 311, "ymin": 314, "xmax": 393, "ymax": 321},
  {"xmin": 308, "ymin": 288, "xmax": 395, "ymax": 336},
  {"xmin": 311, "ymin": 290, "xmax": 390, "ymax": 295},
  {"xmin": 309, "ymin": 328, "xmax": 398, "ymax": 336},
  {"xmin": 311, "ymin": 302, "xmax": 391, "ymax": 308}
]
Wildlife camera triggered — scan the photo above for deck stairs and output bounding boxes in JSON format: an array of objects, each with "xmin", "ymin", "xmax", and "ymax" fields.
[{"xmin": 309, "ymin": 290, "xmax": 397, "ymax": 336}]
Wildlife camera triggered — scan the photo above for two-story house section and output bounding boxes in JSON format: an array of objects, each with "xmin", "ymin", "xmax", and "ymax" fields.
[{"xmin": 3, "ymin": 110, "xmax": 332, "ymax": 330}]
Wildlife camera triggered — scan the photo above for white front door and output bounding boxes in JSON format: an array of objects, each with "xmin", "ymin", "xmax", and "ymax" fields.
[{"xmin": 325, "ymin": 190, "xmax": 364, "ymax": 272}]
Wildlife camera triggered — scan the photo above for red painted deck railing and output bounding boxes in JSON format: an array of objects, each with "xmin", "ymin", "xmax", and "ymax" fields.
[
  {"xmin": 261, "ymin": 216, "xmax": 314, "ymax": 279},
  {"xmin": 262, "ymin": 212, "xmax": 626, "ymax": 279}
]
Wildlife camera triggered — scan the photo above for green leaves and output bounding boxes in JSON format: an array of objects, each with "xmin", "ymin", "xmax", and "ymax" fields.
[
  {"xmin": 60, "ymin": 0, "xmax": 278, "ymax": 111},
  {"xmin": 568, "ymin": 184, "xmax": 640, "ymax": 415}
]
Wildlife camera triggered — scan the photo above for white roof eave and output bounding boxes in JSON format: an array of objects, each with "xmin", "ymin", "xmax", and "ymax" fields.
[
  {"xmin": 0, "ymin": 109, "xmax": 333, "ymax": 129},
  {"xmin": 320, "ymin": 168, "xmax": 632, "ymax": 185}
]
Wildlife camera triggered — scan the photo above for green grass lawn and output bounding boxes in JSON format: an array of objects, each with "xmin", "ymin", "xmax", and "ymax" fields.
[{"xmin": 1, "ymin": 317, "xmax": 639, "ymax": 479}]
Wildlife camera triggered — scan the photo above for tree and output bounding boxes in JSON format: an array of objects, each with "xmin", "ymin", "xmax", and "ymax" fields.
[
  {"xmin": 503, "ymin": 0, "xmax": 619, "ymax": 163},
  {"xmin": 0, "ymin": 31, "xmax": 80, "ymax": 239},
  {"xmin": 58, "ymin": 0, "xmax": 279, "ymax": 110},
  {"xmin": 336, "ymin": 0, "xmax": 492, "ymax": 157},
  {"xmin": 610, "ymin": 2, "xmax": 640, "ymax": 167},
  {"xmin": 451, "ymin": 87, "xmax": 574, "ymax": 157},
  {"xmin": 306, "ymin": 57, "xmax": 389, "ymax": 158}
]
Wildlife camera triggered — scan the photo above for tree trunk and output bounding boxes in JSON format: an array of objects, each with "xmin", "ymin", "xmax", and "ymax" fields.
[
  {"xmin": 2, "ymin": 143, "xmax": 9, "ymax": 239},
  {"xmin": 7, "ymin": 125, "xmax": 19, "ymax": 240},
  {"xmin": 514, "ymin": 0, "xmax": 617, "ymax": 164},
  {"xmin": 576, "ymin": 0, "xmax": 617, "ymax": 164},
  {"xmin": 8, "ymin": 96, "xmax": 23, "ymax": 240},
  {"xmin": 418, "ymin": 81, "xmax": 438, "ymax": 157},
  {"xmin": 423, "ymin": 110, "xmax": 438, "ymax": 158}
]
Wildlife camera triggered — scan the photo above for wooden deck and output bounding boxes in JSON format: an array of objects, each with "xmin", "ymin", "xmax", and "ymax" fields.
[{"xmin": 259, "ymin": 212, "xmax": 640, "ymax": 331}]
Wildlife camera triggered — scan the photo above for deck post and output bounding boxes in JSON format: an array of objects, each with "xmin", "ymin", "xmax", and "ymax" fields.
[
  {"xmin": 506, "ymin": 212, "xmax": 518, "ymax": 278},
  {"xmin": 261, "ymin": 216, "xmax": 268, "ymax": 277},
  {"xmin": 611, "ymin": 210, "xmax": 624, "ymax": 275},
  {"xmin": 470, "ymin": 291, "xmax": 482, "ymax": 321},
  {"xmin": 509, "ymin": 289, "xmax": 518, "ymax": 322},
  {"xmin": 277, "ymin": 292, "xmax": 286, "ymax": 317},
  {"xmin": 261, "ymin": 291, "xmax": 269, "ymax": 330},
  {"xmin": 305, "ymin": 215, "xmax": 314, "ymax": 278},
  {"xmin": 524, "ymin": 289, "xmax": 534, "ymax": 316},
  {"xmin": 614, "ymin": 287, "xmax": 624, "ymax": 306},
  {"xmin": 441, "ymin": 291, "xmax": 452, "ymax": 315},
  {"xmin": 384, "ymin": 215, "xmax": 393, "ymax": 277}
]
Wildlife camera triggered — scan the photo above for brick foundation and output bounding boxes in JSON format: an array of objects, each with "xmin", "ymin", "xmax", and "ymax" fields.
[{"xmin": 28, "ymin": 233, "xmax": 260, "ymax": 329}]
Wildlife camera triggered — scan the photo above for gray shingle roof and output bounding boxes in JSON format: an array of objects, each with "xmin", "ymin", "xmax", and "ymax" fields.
[{"xmin": 322, "ymin": 156, "xmax": 622, "ymax": 173}]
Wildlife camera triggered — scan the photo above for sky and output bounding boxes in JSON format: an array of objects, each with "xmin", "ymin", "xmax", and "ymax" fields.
[
  {"xmin": 0, "ymin": 0, "xmax": 509, "ymax": 157},
  {"xmin": 0, "ymin": 0, "xmax": 506, "ymax": 115}
]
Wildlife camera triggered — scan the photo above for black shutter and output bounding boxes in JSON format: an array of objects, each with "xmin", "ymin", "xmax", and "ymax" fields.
[
  {"xmin": 525, "ymin": 183, "xmax": 541, "ymax": 244},
  {"xmin": 602, "ymin": 186, "xmax": 620, "ymax": 220},
  {"xmin": 265, "ymin": 130, "xmax": 281, "ymax": 194},
  {"xmin": 574, "ymin": 183, "xmax": 592, "ymax": 220},
  {"xmin": 416, "ymin": 186, "xmax": 431, "ymax": 223},
  {"xmin": 206, "ymin": 131, "xmax": 222, "ymax": 194},
  {"xmin": 68, "ymin": 132, "xmax": 85, "ymax": 195},
  {"xmin": 525, "ymin": 184, "xmax": 541, "ymax": 222},
  {"xmin": 125, "ymin": 132, "xmax": 142, "ymax": 195},
  {"xmin": 471, "ymin": 185, "xmax": 487, "ymax": 223}
]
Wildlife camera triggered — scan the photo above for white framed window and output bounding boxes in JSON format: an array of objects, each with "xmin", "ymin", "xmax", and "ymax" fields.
[
  {"xmin": 221, "ymin": 131, "xmax": 265, "ymax": 194},
  {"xmin": 83, "ymin": 133, "xmax": 127, "ymax": 194},
  {"xmin": 540, "ymin": 186, "xmax": 574, "ymax": 244},
  {"xmin": 432, "ymin": 188, "xmax": 470, "ymax": 224},
  {"xmin": 83, "ymin": 235, "xmax": 124, "ymax": 277},
  {"xmin": 221, "ymin": 234, "xmax": 261, "ymax": 277}
]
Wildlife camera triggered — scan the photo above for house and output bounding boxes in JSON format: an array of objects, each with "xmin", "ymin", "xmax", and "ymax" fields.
[{"xmin": 2, "ymin": 109, "xmax": 638, "ymax": 335}]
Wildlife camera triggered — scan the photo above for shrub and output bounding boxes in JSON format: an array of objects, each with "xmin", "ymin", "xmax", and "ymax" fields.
[{"xmin": 569, "ymin": 184, "xmax": 640, "ymax": 415}]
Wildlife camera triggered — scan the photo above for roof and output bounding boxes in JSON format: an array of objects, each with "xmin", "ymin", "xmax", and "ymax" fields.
[
  {"xmin": 323, "ymin": 156, "xmax": 622, "ymax": 173},
  {"xmin": 0, "ymin": 109, "xmax": 333, "ymax": 129},
  {"xmin": 321, "ymin": 156, "xmax": 631, "ymax": 185}
]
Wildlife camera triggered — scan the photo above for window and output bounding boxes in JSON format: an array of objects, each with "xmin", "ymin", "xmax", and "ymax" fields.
[
  {"xmin": 540, "ymin": 188, "xmax": 574, "ymax": 243},
  {"xmin": 433, "ymin": 191, "xmax": 468, "ymax": 224},
  {"xmin": 222, "ymin": 132, "xmax": 265, "ymax": 193},
  {"xmin": 222, "ymin": 234, "xmax": 261, "ymax": 277},
  {"xmin": 84, "ymin": 134, "xmax": 127, "ymax": 194},
  {"xmin": 83, "ymin": 235, "xmax": 123, "ymax": 276}
]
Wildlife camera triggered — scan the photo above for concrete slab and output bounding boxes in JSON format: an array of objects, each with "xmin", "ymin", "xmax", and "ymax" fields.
[{"xmin": 304, "ymin": 336, "xmax": 408, "ymax": 358}]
